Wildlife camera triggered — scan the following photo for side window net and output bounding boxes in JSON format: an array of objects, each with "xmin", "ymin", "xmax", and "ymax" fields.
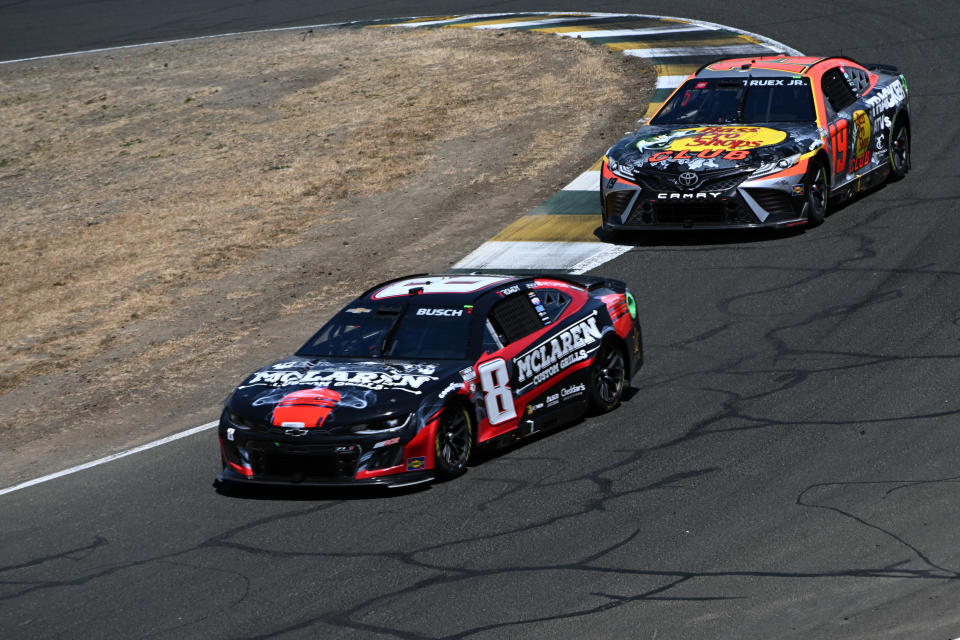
[
  {"xmin": 537, "ymin": 289, "xmax": 571, "ymax": 323},
  {"xmin": 488, "ymin": 294, "xmax": 544, "ymax": 345},
  {"xmin": 822, "ymin": 69, "xmax": 857, "ymax": 112}
]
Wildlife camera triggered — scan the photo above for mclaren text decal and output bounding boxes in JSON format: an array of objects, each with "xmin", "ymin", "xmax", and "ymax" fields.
[
  {"xmin": 240, "ymin": 368, "xmax": 438, "ymax": 394},
  {"xmin": 514, "ymin": 312, "xmax": 602, "ymax": 386}
]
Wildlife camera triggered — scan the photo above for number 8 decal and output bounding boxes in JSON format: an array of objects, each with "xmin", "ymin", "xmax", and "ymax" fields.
[{"xmin": 477, "ymin": 359, "xmax": 517, "ymax": 425}]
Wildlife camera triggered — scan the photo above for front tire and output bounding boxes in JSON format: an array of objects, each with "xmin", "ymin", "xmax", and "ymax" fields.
[
  {"xmin": 433, "ymin": 405, "xmax": 473, "ymax": 480},
  {"xmin": 888, "ymin": 118, "xmax": 910, "ymax": 182},
  {"xmin": 805, "ymin": 158, "xmax": 829, "ymax": 227},
  {"xmin": 588, "ymin": 341, "xmax": 626, "ymax": 413}
]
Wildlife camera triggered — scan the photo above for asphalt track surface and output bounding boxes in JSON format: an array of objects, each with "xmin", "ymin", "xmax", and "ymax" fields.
[{"xmin": 2, "ymin": 2, "xmax": 960, "ymax": 638}]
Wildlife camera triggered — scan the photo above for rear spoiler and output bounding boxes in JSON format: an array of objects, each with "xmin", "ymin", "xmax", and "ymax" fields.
[{"xmin": 864, "ymin": 62, "xmax": 899, "ymax": 74}]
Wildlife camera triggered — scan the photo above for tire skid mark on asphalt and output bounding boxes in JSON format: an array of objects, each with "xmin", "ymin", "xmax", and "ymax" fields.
[{"xmin": 0, "ymin": 12, "xmax": 799, "ymax": 495}]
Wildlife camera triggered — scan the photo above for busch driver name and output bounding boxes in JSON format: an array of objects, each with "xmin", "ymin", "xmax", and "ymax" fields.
[{"xmin": 514, "ymin": 313, "xmax": 602, "ymax": 386}]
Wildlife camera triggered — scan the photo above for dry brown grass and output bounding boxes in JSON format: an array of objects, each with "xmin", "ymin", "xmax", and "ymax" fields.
[{"xmin": 0, "ymin": 25, "xmax": 653, "ymax": 479}]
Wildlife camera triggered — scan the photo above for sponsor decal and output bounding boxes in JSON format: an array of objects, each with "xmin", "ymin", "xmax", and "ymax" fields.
[
  {"xmin": 526, "ymin": 401, "xmax": 544, "ymax": 416},
  {"xmin": 850, "ymin": 109, "xmax": 872, "ymax": 171},
  {"xmin": 546, "ymin": 393, "xmax": 560, "ymax": 407},
  {"xmin": 271, "ymin": 387, "xmax": 341, "ymax": 429},
  {"xmin": 459, "ymin": 366, "xmax": 477, "ymax": 382},
  {"xmin": 241, "ymin": 369, "xmax": 438, "ymax": 394},
  {"xmin": 374, "ymin": 437, "xmax": 400, "ymax": 449},
  {"xmin": 344, "ymin": 307, "xmax": 371, "ymax": 314},
  {"xmin": 406, "ymin": 456, "xmax": 425, "ymax": 471},
  {"xmin": 792, "ymin": 184, "xmax": 805, "ymax": 196},
  {"xmin": 560, "ymin": 382, "xmax": 586, "ymax": 399},
  {"xmin": 226, "ymin": 427, "xmax": 236, "ymax": 442},
  {"xmin": 657, "ymin": 192, "xmax": 723, "ymax": 199},
  {"xmin": 498, "ymin": 284, "xmax": 521, "ymax": 297},
  {"xmin": 649, "ymin": 149, "xmax": 752, "ymax": 164},
  {"xmin": 514, "ymin": 312, "xmax": 602, "ymax": 386},
  {"xmin": 864, "ymin": 80, "xmax": 905, "ymax": 119},
  {"xmin": 416, "ymin": 308, "xmax": 464, "ymax": 317},
  {"xmin": 665, "ymin": 126, "xmax": 787, "ymax": 152}
]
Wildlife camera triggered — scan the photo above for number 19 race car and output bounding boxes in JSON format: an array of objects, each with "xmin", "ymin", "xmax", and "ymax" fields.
[
  {"xmin": 601, "ymin": 55, "xmax": 910, "ymax": 231},
  {"xmin": 217, "ymin": 274, "xmax": 642, "ymax": 488}
]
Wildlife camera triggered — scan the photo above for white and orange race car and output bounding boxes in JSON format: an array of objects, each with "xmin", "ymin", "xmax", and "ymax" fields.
[{"xmin": 601, "ymin": 55, "xmax": 910, "ymax": 231}]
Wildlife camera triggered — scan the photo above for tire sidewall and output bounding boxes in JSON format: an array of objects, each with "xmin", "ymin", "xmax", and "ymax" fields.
[
  {"xmin": 433, "ymin": 405, "xmax": 473, "ymax": 480},
  {"xmin": 588, "ymin": 340, "xmax": 626, "ymax": 413},
  {"xmin": 805, "ymin": 158, "xmax": 828, "ymax": 226}
]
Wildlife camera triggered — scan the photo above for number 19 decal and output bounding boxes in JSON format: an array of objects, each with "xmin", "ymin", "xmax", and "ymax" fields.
[{"xmin": 477, "ymin": 359, "xmax": 517, "ymax": 425}]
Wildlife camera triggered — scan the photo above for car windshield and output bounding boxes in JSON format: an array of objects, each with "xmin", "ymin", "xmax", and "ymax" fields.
[
  {"xmin": 651, "ymin": 77, "xmax": 816, "ymax": 125},
  {"xmin": 296, "ymin": 303, "xmax": 473, "ymax": 360}
]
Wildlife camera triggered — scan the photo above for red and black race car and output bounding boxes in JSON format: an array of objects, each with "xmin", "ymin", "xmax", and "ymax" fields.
[
  {"xmin": 217, "ymin": 274, "xmax": 642, "ymax": 488},
  {"xmin": 601, "ymin": 55, "xmax": 910, "ymax": 231}
]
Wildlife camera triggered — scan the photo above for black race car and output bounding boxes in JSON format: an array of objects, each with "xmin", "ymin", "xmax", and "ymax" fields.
[
  {"xmin": 601, "ymin": 55, "xmax": 910, "ymax": 231},
  {"xmin": 217, "ymin": 274, "xmax": 642, "ymax": 488}
]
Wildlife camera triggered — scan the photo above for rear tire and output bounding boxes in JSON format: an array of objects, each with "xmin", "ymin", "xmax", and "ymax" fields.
[
  {"xmin": 888, "ymin": 118, "xmax": 910, "ymax": 182},
  {"xmin": 433, "ymin": 405, "xmax": 473, "ymax": 480},
  {"xmin": 804, "ymin": 158, "xmax": 829, "ymax": 227},
  {"xmin": 588, "ymin": 341, "xmax": 626, "ymax": 413}
]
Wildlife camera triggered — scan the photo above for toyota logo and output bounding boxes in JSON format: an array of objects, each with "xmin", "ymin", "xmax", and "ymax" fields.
[{"xmin": 676, "ymin": 171, "xmax": 700, "ymax": 189}]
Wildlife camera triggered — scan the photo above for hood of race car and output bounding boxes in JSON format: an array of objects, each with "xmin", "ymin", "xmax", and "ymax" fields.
[
  {"xmin": 607, "ymin": 123, "xmax": 821, "ymax": 174},
  {"xmin": 226, "ymin": 356, "xmax": 471, "ymax": 429}
]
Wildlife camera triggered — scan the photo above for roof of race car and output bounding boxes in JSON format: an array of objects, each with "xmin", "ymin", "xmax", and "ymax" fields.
[
  {"xmin": 358, "ymin": 274, "xmax": 586, "ymax": 305},
  {"xmin": 697, "ymin": 55, "xmax": 853, "ymax": 78}
]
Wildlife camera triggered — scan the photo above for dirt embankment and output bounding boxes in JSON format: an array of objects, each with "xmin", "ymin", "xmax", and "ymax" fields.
[{"xmin": 0, "ymin": 26, "xmax": 653, "ymax": 485}]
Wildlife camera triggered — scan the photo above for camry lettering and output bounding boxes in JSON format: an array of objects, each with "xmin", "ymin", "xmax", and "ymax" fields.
[
  {"xmin": 657, "ymin": 192, "xmax": 723, "ymax": 199},
  {"xmin": 514, "ymin": 314, "xmax": 602, "ymax": 385}
]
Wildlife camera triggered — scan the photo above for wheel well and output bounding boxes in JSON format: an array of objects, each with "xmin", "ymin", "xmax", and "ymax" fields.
[
  {"xmin": 602, "ymin": 333, "xmax": 631, "ymax": 377},
  {"xmin": 891, "ymin": 110, "xmax": 911, "ymax": 148},
  {"xmin": 446, "ymin": 395, "xmax": 477, "ymax": 441},
  {"xmin": 813, "ymin": 150, "xmax": 832, "ymax": 187}
]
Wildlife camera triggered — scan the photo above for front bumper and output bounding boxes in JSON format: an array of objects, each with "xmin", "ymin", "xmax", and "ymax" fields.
[
  {"xmin": 600, "ymin": 162, "xmax": 810, "ymax": 230},
  {"xmin": 217, "ymin": 414, "xmax": 435, "ymax": 488}
]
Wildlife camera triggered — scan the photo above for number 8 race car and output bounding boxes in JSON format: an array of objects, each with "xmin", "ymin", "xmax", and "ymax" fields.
[
  {"xmin": 601, "ymin": 55, "xmax": 910, "ymax": 231},
  {"xmin": 217, "ymin": 274, "xmax": 642, "ymax": 489}
]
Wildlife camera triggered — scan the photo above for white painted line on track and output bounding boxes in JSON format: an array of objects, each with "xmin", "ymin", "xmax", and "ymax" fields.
[
  {"xmin": 469, "ymin": 16, "xmax": 615, "ymax": 30},
  {"xmin": 562, "ymin": 171, "xmax": 601, "ymax": 191},
  {"xmin": 656, "ymin": 75, "xmax": 689, "ymax": 89},
  {"xmin": 457, "ymin": 241, "xmax": 618, "ymax": 270},
  {"xmin": 559, "ymin": 26, "xmax": 714, "ymax": 39},
  {"xmin": 622, "ymin": 44, "xmax": 773, "ymax": 58},
  {"xmin": 0, "ymin": 421, "xmax": 219, "ymax": 497},
  {"xmin": 570, "ymin": 245, "xmax": 634, "ymax": 275}
]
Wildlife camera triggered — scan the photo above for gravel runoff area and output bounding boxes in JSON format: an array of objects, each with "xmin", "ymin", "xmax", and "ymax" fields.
[{"xmin": 0, "ymin": 25, "xmax": 654, "ymax": 486}]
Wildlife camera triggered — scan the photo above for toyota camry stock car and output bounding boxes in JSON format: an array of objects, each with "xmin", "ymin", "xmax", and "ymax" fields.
[
  {"xmin": 601, "ymin": 55, "xmax": 910, "ymax": 231},
  {"xmin": 217, "ymin": 274, "xmax": 642, "ymax": 488}
]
